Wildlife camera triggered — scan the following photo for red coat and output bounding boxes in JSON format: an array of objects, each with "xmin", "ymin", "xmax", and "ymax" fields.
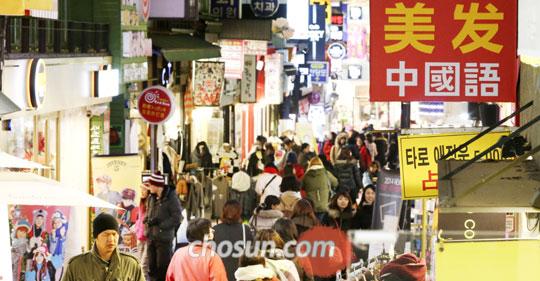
[
  {"xmin": 359, "ymin": 146, "xmax": 372, "ymax": 172},
  {"xmin": 323, "ymin": 141, "xmax": 333, "ymax": 161}
]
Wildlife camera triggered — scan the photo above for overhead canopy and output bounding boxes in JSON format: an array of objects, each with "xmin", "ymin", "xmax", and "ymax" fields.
[
  {"xmin": 151, "ymin": 33, "xmax": 221, "ymax": 62},
  {"xmin": 438, "ymin": 160, "xmax": 540, "ymax": 213},
  {"xmin": 219, "ymin": 19, "xmax": 272, "ymax": 41},
  {"xmin": 0, "ymin": 151, "xmax": 49, "ymax": 169},
  {"xmin": 0, "ymin": 171, "xmax": 120, "ymax": 209},
  {"xmin": 0, "ymin": 91, "xmax": 20, "ymax": 116}
]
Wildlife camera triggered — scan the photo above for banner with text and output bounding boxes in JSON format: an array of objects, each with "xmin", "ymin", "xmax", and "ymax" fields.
[
  {"xmin": 398, "ymin": 131, "xmax": 509, "ymax": 199},
  {"xmin": 372, "ymin": 169, "xmax": 402, "ymax": 230},
  {"xmin": 370, "ymin": 0, "xmax": 517, "ymax": 102}
]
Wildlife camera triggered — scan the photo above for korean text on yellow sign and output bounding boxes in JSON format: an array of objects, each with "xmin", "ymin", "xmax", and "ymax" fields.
[{"xmin": 398, "ymin": 131, "xmax": 509, "ymax": 199}]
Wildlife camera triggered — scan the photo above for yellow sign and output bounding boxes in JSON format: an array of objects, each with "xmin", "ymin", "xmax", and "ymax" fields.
[
  {"xmin": 398, "ymin": 131, "xmax": 508, "ymax": 199},
  {"xmin": 436, "ymin": 240, "xmax": 540, "ymax": 281},
  {"xmin": 0, "ymin": 0, "xmax": 25, "ymax": 15},
  {"xmin": 26, "ymin": 0, "xmax": 54, "ymax": 10}
]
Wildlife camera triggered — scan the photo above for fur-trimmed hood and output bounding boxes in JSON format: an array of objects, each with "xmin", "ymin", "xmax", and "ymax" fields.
[
  {"xmin": 327, "ymin": 208, "xmax": 353, "ymax": 220},
  {"xmin": 335, "ymin": 132, "xmax": 349, "ymax": 146}
]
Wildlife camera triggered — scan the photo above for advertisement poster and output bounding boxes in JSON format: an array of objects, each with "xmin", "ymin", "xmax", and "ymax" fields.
[
  {"xmin": 193, "ymin": 62, "xmax": 225, "ymax": 106},
  {"xmin": 370, "ymin": 0, "xmax": 518, "ymax": 102},
  {"xmin": 398, "ymin": 131, "xmax": 509, "ymax": 199},
  {"xmin": 371, "ymin": 169, "xmax": 402, "ymax": 230},
  {"xmin": 9, "ymin": 205, "xmax": 71, "ymax": 281},
  {"xmin": 91, "ymin": 155, "xmax": 142, "ymax": 254}
]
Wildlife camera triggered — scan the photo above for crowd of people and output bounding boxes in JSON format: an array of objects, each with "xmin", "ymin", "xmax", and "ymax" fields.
[{"xmin": 63, "ymin": 129, "xmax": 425, "ymax": 281}]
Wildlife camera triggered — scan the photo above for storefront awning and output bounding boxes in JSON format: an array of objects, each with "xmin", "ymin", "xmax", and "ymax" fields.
[
  {"xmin": 438, "ymin": 159, "xmax": 540, "ymax": 213},
  {"xmin": 219, "ymin": 20, "xmax": 272, "ymax": 41},
  {"xmin": 151, "ymin": 33, "xmax": 221, "ymax": 62},
  {"xmin": 0, "ymin": 91, "xmax": 20, "ymax": 116}
]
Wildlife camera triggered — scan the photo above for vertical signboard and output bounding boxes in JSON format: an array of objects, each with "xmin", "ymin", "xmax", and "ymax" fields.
[
  {"xmin": 265, "ymin": 53, "xmax": 284, "ymax": 104},
  {"xmin": 307, "ymin": 4, "xmax": 326, "ymax": 62},
  {"xmin": 241, "ymin": 56, "xmax": 257, "ymax": 103},
  {"xmin": 370, "ymin": 0, "xmax": 517, "ymax": 102}
]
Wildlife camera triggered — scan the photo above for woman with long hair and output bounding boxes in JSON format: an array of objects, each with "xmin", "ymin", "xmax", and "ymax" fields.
[
  {"xmin": 256, "ymin": 230, "xmax": 301, "ymax": 281},
  {"xmin": 333, "ymin": 147, "xmax": 363, "ymax": 203},
  {"xmin": 352, "ymin": 185, "xmax": 376, "ymax": 230},
  {"xmin": 290, "ymin": 199, "xmax": 320, "ymax": 237},
  {"xmin": 321, "ymin": 192, "xmax": 354, "ymax": 232},
  {"xmin": 213, "ymin": 200, "xmax": 254, "ymax": 281},
  {"xmin": 250, "ymin": 196, "xmax": 284, "ymax": 231}
]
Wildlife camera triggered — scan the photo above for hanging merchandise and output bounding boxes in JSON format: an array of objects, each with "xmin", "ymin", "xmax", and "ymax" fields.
[
  {"xmin": 193, "ymin": 61, "xmax": 225, "ymax": 106},
  {"xmin": 212, "ymin": 175, "xmax": 230, "ymax": 219}
]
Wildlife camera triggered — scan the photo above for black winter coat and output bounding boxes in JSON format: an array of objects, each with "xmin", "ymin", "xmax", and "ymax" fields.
[
  {"xmin": 321, "ymin": 208, "xmax": 354, "ymax": 233},
  {"xmin": 333, "ymin": 160, "xmax": 363, "ymax": 202},
  {"xmin": 144, "ymin": 187, "xmax": 183, "ymax": 243}
]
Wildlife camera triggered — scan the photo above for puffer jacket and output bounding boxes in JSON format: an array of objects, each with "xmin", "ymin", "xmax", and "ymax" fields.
[
  {"xmin": 145, "ymin": 186, "xmax": 183, "ymax": 243},
  {"xmin": 301, "ymin": 165, "xmax": 338, "ymax": 213},
  {"xmin": 250, "ymin": 209, "xmax": 284, "ymax": 231},
  {"xmin": 333, "ymin": 160, "xmax": 363, "ymax": 202}
]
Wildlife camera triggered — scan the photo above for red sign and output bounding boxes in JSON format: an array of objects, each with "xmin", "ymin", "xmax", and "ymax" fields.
[
  {"xmin": 138, "ymin": 86, "xmax": 175, "ymax": 124},
  {"xmin": 370, "ymin": 0, "xmax": 517, "ymax": 102}
]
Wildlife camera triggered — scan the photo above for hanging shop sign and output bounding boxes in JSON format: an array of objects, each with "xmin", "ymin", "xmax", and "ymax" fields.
[
  {"xmin": 398, "ymin": 131, "xmax": 509, "ymax": 199},
  {"xmin": 372, "ymin": 169, "xmax": 403, "ymax": 230},
  {"xmin": 286, "ymin": 0, "xmax": 309, "ymax": 40},
  {"xmin": 210, "ymin": 0, "xmax": 240, "ymax": 19},
  {"xmin": 307, "ymin": 4, "xmax": 326, "ymax": 62},
  {"xmin": 91, "ymin": 69, "xmax": 120, "ymax": 98},
  {"xmin": 220, "ymin": 39, "xmax": 245, "ymax": 79},
  {"xmin": 0, "ymin": 0, "xmax": 24, "ymax": 15},
  {"xmin": 91, "ymin": 155, "xmax": 142, "ymax": 254},
  {"xmin": 265, "ymin": 53, "xmax": 284, "ymax": 104},
  {"xmin": 243, "ymin": 0, "xmax": 286, "ymax": 19},
  {"xmin": 309, "ymin": 61, "xmax": 329, "ymax": 83},
  {"xmin": 370, "ymin": 0, "xmax": 518, "ymax": 102},
  {"xmin": 346, "ymin": 21, "xmax": 368, "ymax": 60},
  {"xmin": 137, "ymin": 86, "xmax": 176, "ymax": 124},
  {"xmin": 193, "ymin": 61, "xmax": 225, "ymax": 106},
  {"xmin": 241, "ymin": 55, "xmax": 257, "ymax": 103},
  {"xmin": 243, "ymin": 40, "xmax": 268, "ymax": 56},
  {"xmin": 26, "ymin": 58, "xmax": 47, "ymax": 109},
  {"xmin": 327, "ymin": 42, "xmax": 347, "ymax": 60}
]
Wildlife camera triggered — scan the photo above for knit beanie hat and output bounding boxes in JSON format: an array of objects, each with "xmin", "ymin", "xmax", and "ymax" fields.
[
  {"xmin": 149, "ymin": 171, "xmax": 165, "ymax": 187},
  {"xmin": 380, "ymin": 253, "xmax": 426, "ymax": 281},
  {"xmin": 93, "ymin": 213, "xmax": 119, "ymax": 238}
]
